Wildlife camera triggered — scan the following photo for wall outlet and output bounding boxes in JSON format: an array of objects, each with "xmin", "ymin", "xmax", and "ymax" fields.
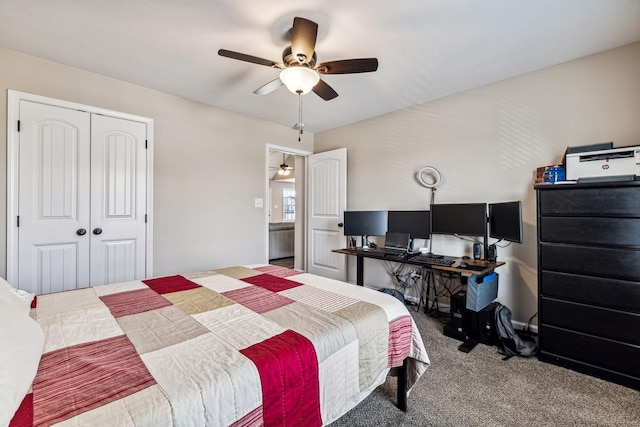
[{"xmin": 254, "ymin": 198, "xmax": 263, "ymax": 208}]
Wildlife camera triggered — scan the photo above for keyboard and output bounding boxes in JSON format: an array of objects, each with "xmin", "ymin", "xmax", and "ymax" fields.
[
  {"xmin": 376, "ymin": 248, "xmax": 407, "ymax": 256},
  {"xmin": 408, "ymin": 255, "xmax": 455, "ymax": 266},
  {"xmin": 361, "ymin": 248, "xmax": 407, "ymax": 257}
]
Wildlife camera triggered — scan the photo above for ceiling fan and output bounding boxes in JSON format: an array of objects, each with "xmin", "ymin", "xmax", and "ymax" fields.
[
  {"xmin": 277, "ymin": 153, "xmax": 293, "ymax": 176},
  {"xmin": 218, "ymin": 17, "xmax": 378, "ymax": 101},
  {"xmin": 270, "ymin": 153, "xmax": 295, "ymax": 180}
]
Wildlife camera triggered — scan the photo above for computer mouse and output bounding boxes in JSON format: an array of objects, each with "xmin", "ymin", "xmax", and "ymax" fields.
[
  {"xmin": 462, "ymin": 255, "xmax": 470, "ymax": 259},
  {"xmin": 459, "ymin": 262, "xmax": 468, "ymax": 268}
]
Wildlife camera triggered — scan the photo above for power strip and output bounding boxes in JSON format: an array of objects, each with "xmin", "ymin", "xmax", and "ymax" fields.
[{"xmin": 404, "ymin": 296, "xmax": 419, "ymax": 305}]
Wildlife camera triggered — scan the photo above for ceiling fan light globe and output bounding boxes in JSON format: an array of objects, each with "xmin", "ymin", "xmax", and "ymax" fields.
[{"xmin": 280, "ymin": 67, "xmax": 320, "ymax": 95}]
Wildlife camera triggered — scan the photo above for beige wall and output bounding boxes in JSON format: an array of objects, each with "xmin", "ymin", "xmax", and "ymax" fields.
[
  {"xmin": 315, "ymin": 42, "xmax": 640, "ymax": 325},
  {"xmin": 3, "ymin": 42, "xmax": 639, "ymax": 324},
  {"xmin": 0, "ymin": 48, "xmax": 313, "ymax": 278}
]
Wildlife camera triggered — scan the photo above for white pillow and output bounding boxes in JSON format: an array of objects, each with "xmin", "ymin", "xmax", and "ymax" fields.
[
  {"xmin": 0, "ymin": 299, "xmax": 45, "ymax": 426},
  {"xmin": 0, "ymin": 277, "xmax": 34, "ymax": 314}
]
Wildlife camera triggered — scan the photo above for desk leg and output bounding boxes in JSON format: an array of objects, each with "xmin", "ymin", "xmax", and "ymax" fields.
[
  {"xmin": 356, "ymin": 256, "xmax": 364, "ymax": 286},
  {"xmin": 423, "ymin": 270, "xmax": 434, "ymax": 315},
  {"xmin": 459, "ymin": 339, "xmax": 479, "ymax": 353}
]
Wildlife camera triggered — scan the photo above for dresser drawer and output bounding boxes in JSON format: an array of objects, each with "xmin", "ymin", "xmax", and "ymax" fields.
[
  {"xmin": 541, "ymin": 325, "xmax": 640, "ymax": 378},
  {"xmin": 541, "ymin": 297, "xmax": 640, "ymax": 345},
  {"xmin": 539, "ymin": 243, "xmax": 640, "ymax": 281},
  {"xmin": 540, "ymin": 217, "xmax": 640, "ymax": 248},
  {"xmin": 539, "ymin": 186, "xmax": 640, "ymax": 217},
  {"xmin": 541, "ymin": 271, "xmax": 640, "ymax": 313}
]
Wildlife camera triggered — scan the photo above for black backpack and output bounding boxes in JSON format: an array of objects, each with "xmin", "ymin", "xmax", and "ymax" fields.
[{"xmin": 494, "ymin": 303, "xmax": 537, "ymax": 360}]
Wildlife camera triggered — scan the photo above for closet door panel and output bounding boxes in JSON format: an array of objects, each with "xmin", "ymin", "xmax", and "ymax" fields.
[
  {"xmin": 90, "ymin": 115, "xmax": 147, "ymax": 286},
  {"xmin": 17, "ymin": 101, "xmax": 91, "ymax": 294}
]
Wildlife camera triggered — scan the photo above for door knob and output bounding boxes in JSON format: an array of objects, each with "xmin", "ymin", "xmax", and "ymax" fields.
[
  {"xmin": 76, "ymin": 228, "xmax": 87, "ymax": 236},
  {"xmin": 338, "ymin": 223, "xmax": 344, "ymax": 228},
  {"xmin": 93, "ymin": 228, "xmax": 103, "ymax": 235}
]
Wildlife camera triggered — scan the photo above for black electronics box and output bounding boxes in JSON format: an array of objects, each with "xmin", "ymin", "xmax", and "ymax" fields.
[
  {"xmin": 449, "ymin": 292, "xmax": 466, "ymax": 329},
  {"xmin": 465, "ymin": 302, "xmax": 499, "ymax": 345},
  {"xmin": 443, "ymin": 292, "xmax": 467, "ymax": 341}
]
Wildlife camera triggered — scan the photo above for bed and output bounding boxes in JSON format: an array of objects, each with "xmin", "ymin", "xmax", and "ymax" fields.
[{"xmin": 1, "ymin": 265, "xmax": 429, "ymax": 427}]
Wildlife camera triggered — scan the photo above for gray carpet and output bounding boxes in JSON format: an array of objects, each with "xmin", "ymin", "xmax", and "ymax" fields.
[{"xmin": 329, "ymin": 308, "xmax": 640, "ymax": 426}]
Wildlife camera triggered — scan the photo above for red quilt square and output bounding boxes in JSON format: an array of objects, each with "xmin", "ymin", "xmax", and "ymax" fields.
[
  {"xmin": 9, "ymin": 391, "xmax": 33, "ymax": 427},
  {"xmin": 242, "ymin": 273, "xmax": 302, "ymax": 292},
  {"xmin": 100, "ymin": 288, "xmax": 172, "ymax": 318},
  {"xmin": 222, "ymin": 286, "xmax": 294, "ymax": 314},
  {"xmin": 240, "ymin": 330, "xmax": 321, "ymax": 427},
  {"xmin": 32, "ymin": 335, "xmax": 156, "ymax": 426},
  {"xmin": 142, "ymin": 275, "xmax": 200, "ymax": 294}
]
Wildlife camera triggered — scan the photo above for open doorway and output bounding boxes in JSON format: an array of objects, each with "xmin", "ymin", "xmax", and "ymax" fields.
[{"xmin": 267, "ymin": 146, "xmax": 309, "ymax": 270}]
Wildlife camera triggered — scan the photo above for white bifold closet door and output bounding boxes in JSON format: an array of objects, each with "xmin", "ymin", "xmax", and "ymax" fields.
[{"xmin": 17, "ymin": 101, "xmax": 147, "ymax": 294}]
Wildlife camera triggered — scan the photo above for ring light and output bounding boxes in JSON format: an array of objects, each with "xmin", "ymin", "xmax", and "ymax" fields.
[{"xmin": 417, "ymin": 166, "xmax": 442, "ymax": 189}]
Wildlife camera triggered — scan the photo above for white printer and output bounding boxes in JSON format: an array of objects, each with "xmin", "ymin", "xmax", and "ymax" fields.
[{"xmin": 565, "ymin": 145, "xmax": 640, "ymax": 181}]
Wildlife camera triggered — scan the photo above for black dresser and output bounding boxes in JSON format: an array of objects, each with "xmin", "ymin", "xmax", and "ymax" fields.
[{"xmin": 536, "ymin": 181, "xmax": 640, "ymax": 390}]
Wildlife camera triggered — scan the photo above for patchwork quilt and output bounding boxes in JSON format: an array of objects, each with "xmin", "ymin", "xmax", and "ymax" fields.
[{"xmin": 11, "ymin": 265, "xmax": 430, "ymax": 427}]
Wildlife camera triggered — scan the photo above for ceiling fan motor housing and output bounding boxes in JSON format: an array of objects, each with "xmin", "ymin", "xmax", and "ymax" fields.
[{"xmin": 282, "ymin": 46, "xmax": 317, "ymax": 68}]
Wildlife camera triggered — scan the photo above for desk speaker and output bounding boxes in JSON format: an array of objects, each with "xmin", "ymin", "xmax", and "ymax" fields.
[
  {"xmin": 473, "ymin": 242, "xmax": 481, "ymax": 260},
  {"xmin": 487, "ymin": 245, "xmax": 497, "ymax": 262}
]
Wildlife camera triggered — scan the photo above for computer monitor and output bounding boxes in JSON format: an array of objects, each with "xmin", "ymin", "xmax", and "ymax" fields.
[
  {"xmin": 430, "ymin": 203, "xmax": 487, "ymax": 237},
  {"xmin": 387, "ymin": 210, "xmax": 431, "ymax": 239},
  {"xmin": 489, "ymin": 201, "xmax": 523, "ymax": 243},
  {"xmin": 343, "ymin": 210, "xmax": 388, "ymax": 237}
]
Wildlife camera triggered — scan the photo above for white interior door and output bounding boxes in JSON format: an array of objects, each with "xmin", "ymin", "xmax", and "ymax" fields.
[
  {"xmin": 90, "ymin": 115, "xmax": 147, "ymax": 286},
  {"xmin": 17, "ymin": 101, "xmax": 91, "ymax": 294},
  {"xmin": 306, "ymin": 148, "xmax": 347, "ymax": 280}
]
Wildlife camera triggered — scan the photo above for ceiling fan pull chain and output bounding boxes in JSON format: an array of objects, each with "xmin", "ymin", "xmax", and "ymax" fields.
[{"xmin": 298, "ymin": 93, "xmax": 303, "ymax": 141}]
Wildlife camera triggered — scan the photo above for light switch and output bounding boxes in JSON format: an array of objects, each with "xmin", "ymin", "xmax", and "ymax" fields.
[{"xmin": 254, "ymin": 198, "xmax": 264, "ymax": 208}]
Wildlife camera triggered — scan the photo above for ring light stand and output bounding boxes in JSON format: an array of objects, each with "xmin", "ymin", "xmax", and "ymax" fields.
[{"xmin": 417, "ymin": 166, "xmax": 442, "ymax": 254}]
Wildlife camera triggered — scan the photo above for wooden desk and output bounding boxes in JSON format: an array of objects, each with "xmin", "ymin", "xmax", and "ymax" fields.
[
  {"xmin": 332, "ymin": 249, "xmax": 504, "ymax": 353},
  {"xmin": 334, "ymin": 248, "xmax": 505, "ymax": 354},
  {"xmin": 332, "ymin": 248, "xmax": 504, "ymax": 286}
]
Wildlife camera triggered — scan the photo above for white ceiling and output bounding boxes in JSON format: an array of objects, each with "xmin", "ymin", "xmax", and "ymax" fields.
[{"xmin": 1, "ymin": 0, "xmax": 640, "ymax": 133}]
